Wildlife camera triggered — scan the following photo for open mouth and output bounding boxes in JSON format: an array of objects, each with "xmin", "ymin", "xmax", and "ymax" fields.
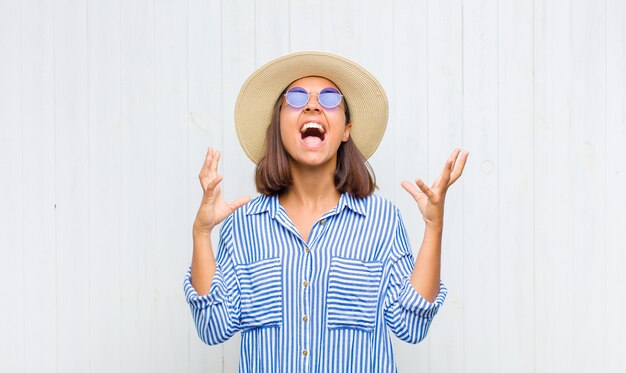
[{"xmin": 300, "ymin": 122, "xmax": 326, "ymax": 146}]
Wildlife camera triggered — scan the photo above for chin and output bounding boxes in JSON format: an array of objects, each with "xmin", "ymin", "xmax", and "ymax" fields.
[{"xmin": 290, "ymin": 154, "xmax": 334, "ymax": 169}]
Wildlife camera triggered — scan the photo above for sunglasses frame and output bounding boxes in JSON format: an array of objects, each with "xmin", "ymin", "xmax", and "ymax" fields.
[{"xmin": 283, "ymin": 86, "xmax": 343, "ymax": 109}]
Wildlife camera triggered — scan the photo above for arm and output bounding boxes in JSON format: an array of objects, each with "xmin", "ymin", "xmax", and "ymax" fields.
[
  {"xmin": 184, "ymin": 147, "xmax": 250, "ymax": 345},
  {"xmin": 184, "ymin": 216, "xmax": 241, "ymax": 345},
  {"xmin": 191, "ymin": 228, "xmax": 217, "ymax": 296},
  {"xmin": 383, "ymin": 211, "xmax": 448, "ymax": 344},
  {"xmin": 190, "ymin": 146, "xmax": 250, "ymax": 295},
  {"xmin": 402, "ymin": 148, "xmax": 469, "ymax": 302}
]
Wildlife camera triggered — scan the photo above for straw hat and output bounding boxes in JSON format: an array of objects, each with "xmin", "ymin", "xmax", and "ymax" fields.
[{"xmin": 234, "ymin": 51, "xmax": 388, "ymax": 164}]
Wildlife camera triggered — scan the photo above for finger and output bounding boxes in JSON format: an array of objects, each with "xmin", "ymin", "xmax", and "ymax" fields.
[
  {"xmin": 199, "ymin": 147, "xmax": 214, "ymax": 190},
  {"xmin": 448, "ymin": 148, "xmax": 461, "ymax": 167},
  {"xmin": 434, "ymin": 158, "xmax": 454, "ymax": 189},
  {"xmin": 209, "ymin": 150, "xmax": 220, "ymax": 178},
  {"xmin": 401, "ymin": 180, "xmax": 422, "ymax": 201},
  {"xmin": 449, "ymin": 150, "xmax": 469, "ymax": 185},
  {"xmin": 435, "ymin": 148, "xmax": 461, "ymax": 189},
  {"xmin": 401, "ymin": 179, "xmax": 433, "ymax": 201},
  {"xmin": 199, "ymin": 147, "xmax": 212, "ymax": 176},
  {"xmin": 414, "ymin": 178, "xmax": 436, "ymax": 199},
  {"xmin": 229, "ymin": 195, "xmax": 252, "ymax": 210},
  {"xmin": 203, "ymin": 175, "xmax": 223, "ymax": 197}
]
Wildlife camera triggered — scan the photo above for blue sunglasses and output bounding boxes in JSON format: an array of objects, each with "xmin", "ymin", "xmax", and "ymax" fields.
[{"xmin": 284, "ymin": 86, "xmax": 343, "ymax": 109}]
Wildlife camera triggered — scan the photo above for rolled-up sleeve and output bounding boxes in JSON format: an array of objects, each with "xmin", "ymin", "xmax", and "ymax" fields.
[
  {"xmin": 183, "ymin": 217, "xmax": 241, "ymax": 345},
  {"xmin": 383, "ymin": 211, "xmax": 448, "ymax": 344}
]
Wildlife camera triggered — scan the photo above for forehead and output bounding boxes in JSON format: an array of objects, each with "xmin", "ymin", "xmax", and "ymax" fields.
[{"xmin": 286, "ymin": 76, "xmax": 339, "ymax": 90}]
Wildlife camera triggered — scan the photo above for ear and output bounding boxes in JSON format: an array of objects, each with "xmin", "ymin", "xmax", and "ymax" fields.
[{"xmin": 342, "ymin": 123, "xmax": 352, "ymax": 142}]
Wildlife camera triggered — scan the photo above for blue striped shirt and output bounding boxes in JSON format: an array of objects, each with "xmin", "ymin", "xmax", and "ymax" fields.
[{"xmin": 184, "ymin": 192, "xmax": 447, "ymax": 372}]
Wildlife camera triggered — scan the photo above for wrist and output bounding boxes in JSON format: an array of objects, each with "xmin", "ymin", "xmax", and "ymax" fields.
[
  {"xmin": 193, "ymin": 224, "xmax": 214, "ymax": 237},
  {"xmin": 424, "ymin": 221, "xmax": 443, "ymax": 233}
]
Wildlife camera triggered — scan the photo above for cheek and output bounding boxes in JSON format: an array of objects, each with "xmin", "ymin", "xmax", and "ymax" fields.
[{"xmin": 278, "ymin": 115, "xmax": 293, "ymax": 145}]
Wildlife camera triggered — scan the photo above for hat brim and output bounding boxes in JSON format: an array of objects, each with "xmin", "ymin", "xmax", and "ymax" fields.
[{"xmin": 235, "ymin": 51, "xmax": 388, "ymax": 164}]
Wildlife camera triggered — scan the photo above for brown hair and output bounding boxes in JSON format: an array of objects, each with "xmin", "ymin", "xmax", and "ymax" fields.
[{"xmin": 254, "ymin": 92, "xmax": 377, "ymax": 198}]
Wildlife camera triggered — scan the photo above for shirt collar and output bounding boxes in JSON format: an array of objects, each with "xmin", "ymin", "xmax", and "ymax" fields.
[
  {"xmin": 244, "ymin": 192, "xmax": 367, "ymax": 218},
  {"xmin": 244, "ymin": 194, "xmax": 274, "ymax": 216},
  {"xmin": 336, "ymin": 192, "xmax": 367, "ymax": 217}
]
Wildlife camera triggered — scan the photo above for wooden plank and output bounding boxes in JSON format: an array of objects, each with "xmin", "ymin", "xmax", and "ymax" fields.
[
  {"xmin": 221, "ymin": 1, "xmax": 257, "ymax": 371},
  {"xmin": 425, "ymin": 1, "xmax": 465, "ymax": 372},
  {"xmin": 570, "ymin": 0, "xmax": 607, "ymax": 370},
  {"xmin": 153, "ymin": 1, "xmax": 190, "ymax": 372},
  {"xmin": 534, "ymin": 1, "xmax": 575, "ymax": 371},
  {"xmin": 606, "ymin": 1, "xmax": 626, "ymax": 371},
  {"xmin": 391, "ymin": 0, "xmax": 430, "ymax": 371},
  {"xmin": 119, "ymin": 0, "xmax": 156, "ymax": 371},
  {"xmin": 54, "ymin": 0, "xmax": 90, "ymax": 371},
  {"xmin": 0, "ymin": 0, "xmax": 25, "ymax": 371},
  {"xmin": 88, "ymin": 0, "xmax": 123, "ymax": 371},
  {"xmin": 320, "ymin": 0, "xmax": 358, "ymax": 56},
  {"xmin": 255, "ymin": 0, "xmax": 289, "ymax": 63},
  {"xmin": 21, "ymin": 0, "xmax": 58, "ymax": 371},
  {"xmin": 355, "ymin": 0, "xmax": 395, "ymax": 200},
  {"xmin": 498, "ymin": 1, "xmax": 535, "ymax": 372},
  {"xmin": 288, "ymin": 0, "xmax": 322, "ymax": 50},
  {"xmin": 462, "ymin": 0, "xmax": 500, "ymax": 372},
  {"xmin": 187, "ymin": 0, "xmax": 225, "ymax": 371}
]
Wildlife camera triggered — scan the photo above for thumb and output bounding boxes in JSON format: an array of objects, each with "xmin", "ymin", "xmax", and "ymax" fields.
[{"xmin": 230, "ymin": 195, "xmax": 252, "ymax": 210}]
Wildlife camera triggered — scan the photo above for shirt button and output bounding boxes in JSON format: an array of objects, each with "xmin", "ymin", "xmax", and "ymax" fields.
[
  {"xmin": 303, "ymin": 349, "xmax": 308, "ymax": 356},
  {"xmin": 305, "ymin": 247, "xmax": 310, "ymax": 254},
  {"xmin": 303, "ymin": 315, "xmax": 308, "ymax": 322},
  {"xmin": 303, "ymin": 281, "xmax": 308, "ymax": 287},
  {"xmin": 320, "ymin": 219, "xmax": 326, "ymax": 225}
]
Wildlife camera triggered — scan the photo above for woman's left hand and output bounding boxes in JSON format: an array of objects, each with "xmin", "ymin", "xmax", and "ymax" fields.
[{"xmin": 401, "ymin": 148, "xmax": 469, "ymax": 230}]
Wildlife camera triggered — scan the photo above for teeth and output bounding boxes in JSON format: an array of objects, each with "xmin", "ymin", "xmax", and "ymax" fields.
[{"xmin": 300, "ymin": 122, "xmax": 325, "ymax": 133}]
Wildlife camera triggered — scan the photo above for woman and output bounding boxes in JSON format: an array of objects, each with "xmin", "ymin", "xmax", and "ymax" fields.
[{"xmin": 184, "ymin": 51, "xmax": 468, "ymax": 372}]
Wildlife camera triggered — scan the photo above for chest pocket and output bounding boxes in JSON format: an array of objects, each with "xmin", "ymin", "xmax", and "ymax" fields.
[
  {"xmin": 235, "ymin": 256, "xmax": 283, "ymax": 332},
  {"xmin": 326, "ymin": 257, "xmax": 384, "ymax": 333}
]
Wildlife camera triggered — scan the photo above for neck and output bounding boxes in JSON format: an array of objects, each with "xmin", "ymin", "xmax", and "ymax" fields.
[{"xmin": 280, "ymin": 159, "xmax": 341, "ymax": 210}]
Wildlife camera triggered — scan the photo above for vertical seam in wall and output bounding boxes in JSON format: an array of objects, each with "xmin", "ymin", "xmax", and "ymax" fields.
[
  {"xmin": 117, "ymin": 2, "xmax": 123, "ymax": 370},
  {"xmin": 186, "ymin": 0, "xmax": 191, "ymax": 366},
  {"xmin": 219, "ymin": 1, "xmax": 224, "ymax": 371},
  {"xmin": 603, "ymin": 0, "xmax": 609, "ymax": 369},
  {"xmin": 425, "ymin": 0, "xmax": 430, "ymax": 369},
  {"xmin": 253, "ymin": 0, "xmax": 257, "ymax": 66},
  {"xmin": 568, "ymin": 0, "xmax": 573, "ymax": 358},
  {"xmin": 531, "ymin": 0, "xmax": 537, "ymax": 372},
  {"xmin": 460, "ymin": 2, "xmax": 466, "ymax": 371},
  {"xmin": 20, "ymin": 1, "xmax": 25, "ymax": 372},
  {"xmin": 387, "ymin": 0, "xmax": 398, "ymax": 204},
  {"xmin": 531, "ymin": 0, "xmax": 535, "ymax": 372},
  {"xmin": 389, "ymin": 0, "xmax": 398, "ymax": 204},
  {"xmin": 85, "ymin": 1, "xmax": 95, "ymax": 372},
  {"xmin": 152, "ymin": 1, "xmax": 157, "ymax": 369},
  {"xmin": 496, "ymin": 0, "xmax": 501, "ymax": 370},
  {"xmin": 220, "ymin": 0, "xmax": 224, "ymax": 180},
  {"xmin": 19, "ymin": 12, "xmax": 24, "ymax": 360},
  {"xmin": 52, "ymin": 1, "xmax": 58, "ymax": 370}
]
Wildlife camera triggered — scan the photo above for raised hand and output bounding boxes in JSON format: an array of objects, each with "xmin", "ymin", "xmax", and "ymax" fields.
[
  {"xmin": 401, "ymin": 148, "xmax": 469, "ymax": 230},
  {"xmin": 194, "ymin": 147, "xmax": 251, "ymax": 233}
]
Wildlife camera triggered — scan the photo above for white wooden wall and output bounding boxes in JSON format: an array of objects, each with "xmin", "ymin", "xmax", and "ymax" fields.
[{"xmin": 1, "ymin": 0, "xmax": 624, "ymax": 372}]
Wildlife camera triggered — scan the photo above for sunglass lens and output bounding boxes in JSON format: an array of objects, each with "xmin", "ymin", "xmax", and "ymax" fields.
[
  {"xmin": 319, "ymin": 88, "xmax": 342, "ymax": 108},
  {"xmin": 286, "ymin": 87, "xmax": 309, "ymax": 108}
]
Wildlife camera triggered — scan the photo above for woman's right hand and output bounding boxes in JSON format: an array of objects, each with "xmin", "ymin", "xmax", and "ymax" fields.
[{"xmin": 194, "ymin": 147, "xmax": 251, "ymax": 234}]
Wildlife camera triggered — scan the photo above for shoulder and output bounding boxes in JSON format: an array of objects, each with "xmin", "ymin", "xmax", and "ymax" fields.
[
  {"xmin": 223, "ymin": 194, "xmax": 273, "ymax": 228},
  {"xmin": 240, "ymin": 194, "xmax": 272, "ymax": 215},
  {"xmin": 353, "ymin": 193, "xmax": 401, "ymax": 219}
]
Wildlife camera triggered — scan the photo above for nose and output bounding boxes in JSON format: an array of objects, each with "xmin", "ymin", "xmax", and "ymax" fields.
[{"xmin": 304, "ymin": 92, "xmax": 322, "ymax": 112}]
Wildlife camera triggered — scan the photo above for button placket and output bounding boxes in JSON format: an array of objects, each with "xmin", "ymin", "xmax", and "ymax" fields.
[{"xmin": 301, "ymin": 243, "xmax": 312, "ymax": 371}]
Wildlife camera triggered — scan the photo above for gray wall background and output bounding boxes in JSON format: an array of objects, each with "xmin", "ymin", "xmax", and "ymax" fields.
[{"xmin": 1, "ymin": 0, "xmax": 625, "ymax": 372}]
